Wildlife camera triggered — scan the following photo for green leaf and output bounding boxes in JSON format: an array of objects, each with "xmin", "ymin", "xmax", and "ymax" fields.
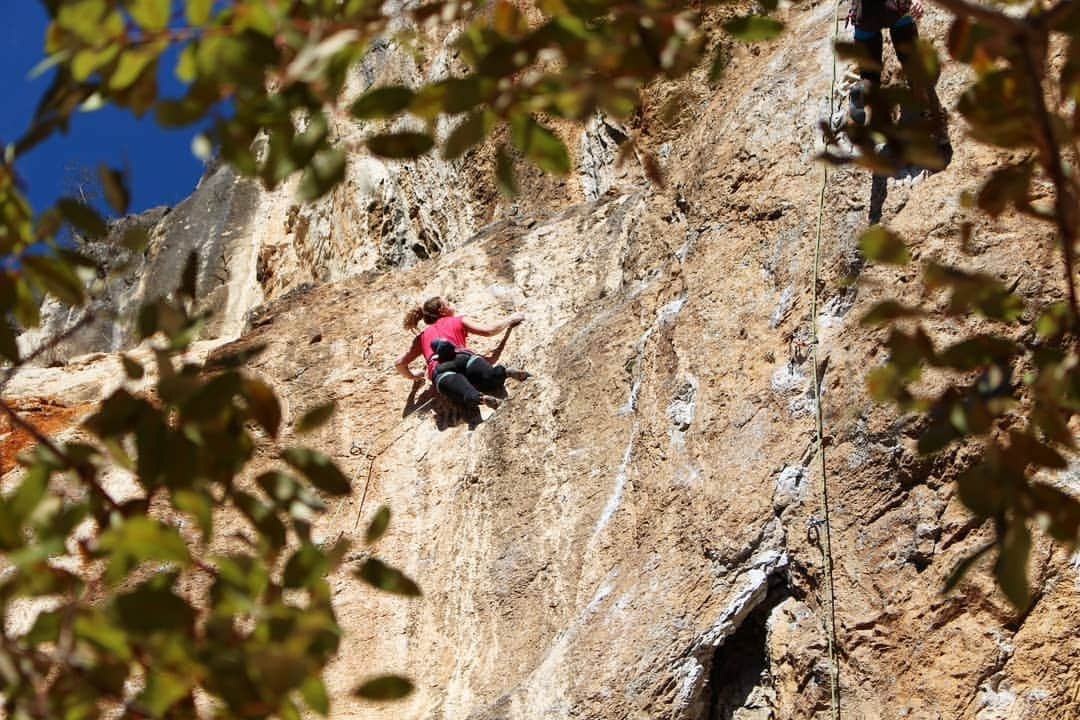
[
  {"xmin": 24, "ymin": 609, "xmax": 62, "ymax": 646},
  {"xmin": 354, "ymin": 675, "xmax": 414, "ymax": 701},
  {"xmin": 15, "ymin": 277, "xmax": 40, "ymax": 328},
  {"xmin": 180, "ymin": 250, "xmax": 198, "ymax": 300},
  {"xmin": 57, "ymin": 0, "xmax": 107, "ymax": 42},
  {"xmin": 723, "ymin": 15, "xmax": 784, "ymax": 42},
  {"xmin": 296, "ymin": 401, "xmax": 336, "ymax": 434},
  {"xmin": 233, "ymin": 491, "xmax": 288, "ymax": 552},
  {"xmin": 859, "ymin": 225, "xmax": 910, "ymax": 265},
  {"xmin": 97, "ymin": 516, "xmax": 190, "ymax": 585},
  {"xmin": 917, "ymin": 414, "xmax": 961, "ymax": 454},
  {"xmin": 443, "ymin": 111, "xmax": 492, "ymax": 160},
  {"xmin": 174, "ymin": 488, "xmax": 213, "ymax": 542},
  {"xmin": 72, "ymin": 45, "xmax": 120, "ymax": 81},
  {"xmin": 298, "ymin": 148, "xmax": 347, "ymax": 202},
  {"xmin": 97, "ymin": 164, "xmax": 131, "ymax": 214},
  {"xmin": 366, "ymin": 505, "xmax": 391, "ymax": 544},
  {"xmin": 301, "ymin": 676, "xmax": 330, "ymax": 715},
  {"xmin": 75, "ymin": 611, "xmax": 133, "ymax": 661},
  {"xmin": 128, "ymin": 0, "xmax": 171, "ymax": 31},
  {"xmin": 109, "ymin": 45, "xmax": 161, "ymax": 91},
  {"xmin": 366, "ymin": 132, "xmax": 435, "ymax": 160},
  {"xmin": 0, "ymin": 321, "xmax": 20, "ymax": 364},
  {"xmin": 1027, "ymin": 483, "xmax": 1080, "ymax": 542},
  {"xmin": 139, "ymin": 670, "xmax": 194, "ymax": 718},
  {"xmin": 57, "ymin": 198, "xmax": 107, "ymax": 238},
  {"xmin": 137, "ymin": 302, "xmax": 159, "ymax": 339},
  {"xmin": 182, "ymin": 371, "xmax": 241, "ymax": 423},
  {"xmin": 121, "ymin": 354, "xmax": 145, "ymax": 380},
  {"xmin": 23, "ymin": 254, "xmax": 87, "ymax": 306},
  {"xmin": 186, "ymin": 0, "xmax": 213, "ymax": 25},
  {"xmin": 923, "ymin": 261, "xmax": 1025, "ymax": 321},
  {"xmin": 708, "ymin": 44, "xmax": 726, "ymax": 84},
  {"xmin": 510, "ymin": 116, "xmax": 569, "ymax": 174},
  {"xmin": 10, "ymin": 464, "xmax": 50, "ymax": 524},
  {"xmin": 956, "ymin": 461, "xmax": 1003, "ymax": 518},
  {"xmin": 495, "ymin": 145, "xmax": 517, "ymax": 198},
  {"xmin": 1008, "ymin": 429, "xmax": 1067, "ymax": 470},
  {"xmin": 860, "ymin": 300, "xmax": 923, "ymax": 326},
  {"xmin": 994, "ymin": 520, "xmax": 1031, "ymax": 610},
  {"xmin": 122, "ymin": 225, "xmax": 150, "ymax": 251},
  {"xmin": 356, "ymin": 558, "xmax": 421, "ymax": 596},
  {"xmin": 83, "ymin": 388, "xmax": 142, "ymax": 438},
  {"xmin": 977, "ymin": 161, "xmax": 1034, "ymax": 217},
  {"xmin": 243, "ymin": 378, "xmax": 281, "ymax": 438},
  {"xmin": 283, "ymin": 448, "xmax": 351, "ymax": 496},
  {"xmin": 936, "ymin": 335, "xmax": 1018, "ymax": 371},
  {"xmin": 113, "ymin": 575, "xmax": 196, "ymax": 634},
  {"xmin": 350, "ymin": 86, "xmax": 414, "ymax": 119},
  {"xmin": 283, "ymin": 543, "xmax": 329, "ymax": 589},
  {"xmin": 1035, "ymin": 301, "xmax": 1072, "ymax": 338}
]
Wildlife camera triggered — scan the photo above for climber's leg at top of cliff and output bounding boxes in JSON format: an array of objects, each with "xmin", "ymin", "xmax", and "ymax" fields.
[
  {"xmin": 394, "ymin": 295, "xmax": 531, "ymax": 411},
  {"xmin": 847, "ymin": 0, "xmax": 945, "ymax": 131}
]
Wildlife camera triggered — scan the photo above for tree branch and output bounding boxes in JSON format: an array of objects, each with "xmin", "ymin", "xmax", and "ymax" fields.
[
  {"xmin": 924, "ymin": 0, "xmax": 1027, "ymax": 35},
  {"xmin": 0, "ymin": 397, "xmax": 120, "ymax": 512},
  {"xmin": 1017, "ymin": 39, "xmax": 1080, "ymax": 319},
  {"xmin": 0, "ymin": 310, "xmax": 97, "ymax": 393}
]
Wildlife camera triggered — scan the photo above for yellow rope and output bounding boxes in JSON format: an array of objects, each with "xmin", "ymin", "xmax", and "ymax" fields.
[{"xmin": 812, "ymin": 2, "xmax": 843, "ymax": 718}]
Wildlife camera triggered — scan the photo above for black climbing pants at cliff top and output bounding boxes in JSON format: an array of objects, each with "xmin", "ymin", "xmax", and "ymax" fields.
[
  {"xmin": 432, "ymin": 352, "xmax": 507, "ymax": 406},
  {"xmin": 854, "ymin": 18, "xmax": 917, "ymax": 88}
]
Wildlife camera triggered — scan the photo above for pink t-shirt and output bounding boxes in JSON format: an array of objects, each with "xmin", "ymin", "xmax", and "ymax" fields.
[{"xmin": 418, "ymin": 315, "xmax": 471, "ymax": 379}]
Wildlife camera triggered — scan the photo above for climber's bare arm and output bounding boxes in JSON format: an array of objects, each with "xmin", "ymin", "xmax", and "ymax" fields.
[
  {"xmin": 462, "ymin": 313, "xmax": 525, "ymax": 337},
  {"xmin": 395, "ymin": 338, "xmax": 424, "ymax": 381}
]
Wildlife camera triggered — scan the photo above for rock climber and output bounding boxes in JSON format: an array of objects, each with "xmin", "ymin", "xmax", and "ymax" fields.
[
  {"xmin": 847, "ymin": 0, "xmax": 949, "ymax": 156},
  {"xmin": 395, "ymin": 296, "xmax": 529, "ymax": 410}
]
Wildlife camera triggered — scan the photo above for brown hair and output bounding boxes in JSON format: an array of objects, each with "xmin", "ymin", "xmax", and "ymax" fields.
[{"xmin": 403, "ymin": 296, "xmax": 444, "ymax": 331}]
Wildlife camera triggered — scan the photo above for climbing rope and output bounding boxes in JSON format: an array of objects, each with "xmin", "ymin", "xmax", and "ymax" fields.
[
  {"xmin": 812, "ymin": 2, "xmax": 843, "ymax": 718},
  {"xmin": 350, "ymin": 395, "xmax": 436, "ymax": 531}
]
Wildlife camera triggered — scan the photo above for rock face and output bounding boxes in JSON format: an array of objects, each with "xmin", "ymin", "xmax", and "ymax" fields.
[{"xmin": 6, "ymin": 3, "xmax": 1080, "ymax": 719}]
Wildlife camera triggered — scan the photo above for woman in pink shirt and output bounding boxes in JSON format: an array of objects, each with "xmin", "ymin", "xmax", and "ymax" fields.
[{"xmin": 395, "ymin": 296, "xmax": 529, "ymax": 409}]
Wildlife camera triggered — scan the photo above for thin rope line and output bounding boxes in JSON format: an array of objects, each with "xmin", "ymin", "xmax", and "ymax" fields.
[{"xmin": 812, "ymin": 2, "xmax": 843, "ymax": 718}]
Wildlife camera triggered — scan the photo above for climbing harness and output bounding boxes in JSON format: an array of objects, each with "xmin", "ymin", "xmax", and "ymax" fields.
[{"xmin": 812, "ymin": 2, "xmax": 844, "ymax": 719}]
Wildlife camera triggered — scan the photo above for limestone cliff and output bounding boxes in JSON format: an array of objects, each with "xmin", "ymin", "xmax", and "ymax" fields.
[{"xmin": 5, "ymin": 2, "xmax": 1079, "ymax": 719}]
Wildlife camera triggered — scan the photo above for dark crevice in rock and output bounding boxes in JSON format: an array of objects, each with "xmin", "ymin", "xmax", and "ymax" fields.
[{"xmin": 701, "ymin": 575, "xmax": 790, "ymax": 720}]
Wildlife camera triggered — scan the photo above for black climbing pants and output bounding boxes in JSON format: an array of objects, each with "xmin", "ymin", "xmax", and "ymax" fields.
[
  {"xmin": 854, "ymin": 19, "xmax": 946, "ymax": 137},
  {"xmin": 432, "ymin": 353, "xmax": 507, "ymax": 406},
  {"xmin": 854, "ymin": 19, "xmax": 918, "ymax": 88}
]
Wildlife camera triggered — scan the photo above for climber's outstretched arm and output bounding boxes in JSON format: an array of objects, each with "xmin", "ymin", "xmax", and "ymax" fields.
[
  {"xmin": 395, "ymin": 336, "xmax": 424, "ymax": 381},
  {"xmin": 462, "ymin": 313, "xmax": 524, "ymax": 337}
]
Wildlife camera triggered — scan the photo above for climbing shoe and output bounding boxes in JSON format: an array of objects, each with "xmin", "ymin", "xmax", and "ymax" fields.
[
  {"xmin": 506, "ymin": 368, "xmax": 531, "ymax": 381},
  {"xmin": 848, "ymin": 82, "xmax": 869, "ymax": 127}
]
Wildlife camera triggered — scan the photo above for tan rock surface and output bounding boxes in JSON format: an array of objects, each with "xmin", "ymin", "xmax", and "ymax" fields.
[{"xmin": 4, "ymin": 2, "xmax": 1079, "ymax": 718}]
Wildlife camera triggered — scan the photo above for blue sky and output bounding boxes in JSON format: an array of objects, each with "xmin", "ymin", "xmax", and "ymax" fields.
[{"xmin": 0, "ymin": 3, "xmax": 207, "ymax": 217}]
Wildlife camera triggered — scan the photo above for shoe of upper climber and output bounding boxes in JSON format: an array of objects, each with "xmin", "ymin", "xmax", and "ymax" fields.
[{"xmin": 848, "ymin": 82, "xmax": 869, "ymax": 127}]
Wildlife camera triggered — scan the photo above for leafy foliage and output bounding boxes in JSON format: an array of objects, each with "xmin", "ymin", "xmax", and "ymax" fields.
[
  {"xmin": 0, "ymin": 252, "xmax": 419, "ymax": 717},
  {"xmin": 850, "ymin": 0, "xmax": 1080, "ymax": 609},
  {"xmin": 0, "ymin": 2, "xmax": 1077, "ymax": 718},
  {"xmin": 14, "ymin": 0, "xmax": 771, "ymax": 205}
]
